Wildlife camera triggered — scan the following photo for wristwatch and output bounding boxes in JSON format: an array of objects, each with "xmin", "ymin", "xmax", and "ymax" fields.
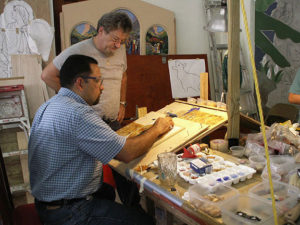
[{"xmin": 120, "ymin": 101, "xmax": 127, "ymax": 107}]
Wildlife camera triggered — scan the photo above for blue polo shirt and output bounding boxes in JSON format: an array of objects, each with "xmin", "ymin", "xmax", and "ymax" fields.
[{"xmin": 28, "ymin": 88, "xmax": 126, "ymax": 201}]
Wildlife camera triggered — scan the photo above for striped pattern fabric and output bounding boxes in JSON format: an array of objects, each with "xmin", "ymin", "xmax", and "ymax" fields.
[{"xmin": 28, "ymin": 88, "xmax": 126, "ymax": 202}]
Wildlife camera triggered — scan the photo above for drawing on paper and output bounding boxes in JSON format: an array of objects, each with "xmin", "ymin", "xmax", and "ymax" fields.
[{"xmin": 168, "ymin": 59, "xmax": 206, "ymax": 98}]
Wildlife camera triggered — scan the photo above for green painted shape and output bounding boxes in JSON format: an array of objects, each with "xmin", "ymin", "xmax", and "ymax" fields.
[
  {"xmin": 255, "ymin": 11, "xmax": 300, "ymax": 68},
  {"xmin": 255, "ymin": 0, "xmax": 275, "ymax": 12}
]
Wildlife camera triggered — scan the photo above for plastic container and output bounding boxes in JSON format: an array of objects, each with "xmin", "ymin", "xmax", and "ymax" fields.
[
  {"xmin": 220, "ymin": 194, "xmax": 274, "ymax": 225},
  {"xmin": 230, "ymin": 146, "xmax": 245, "ymax": 158},
  {"xmin": 248, "ymin": 155, "xmax": 266, "ymax": 172},
  {"xmin": 261, "ymin": 171, "xmax": 281, "ymax": 182},
  {"xmin": 248, "ymin": 180, "xmax": 300, "ymax": 215},
  {"xmin": 188, "ymin": 183, "xmax": 238, "ymax": 218},
  {"xmin": 269, "ymin": 155, "xmax": 295, "ymax": 177}
]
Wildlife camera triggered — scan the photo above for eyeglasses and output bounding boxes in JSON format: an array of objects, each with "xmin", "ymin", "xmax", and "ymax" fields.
[
  {"xmin": 109, "ymin": 33, "xmax": 126, "ymax": 45},
  {"xmin": 81, "ymin": 76, "xmax": 103, "ymax": 86}
]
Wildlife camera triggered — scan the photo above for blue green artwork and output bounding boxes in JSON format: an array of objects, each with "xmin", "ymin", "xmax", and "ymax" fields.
[
  {"xmin": 70, "ymin": 22, "xmax": 97, "ymax": 45},
  {"xmin": 146, "ymin": 25, "xmax": 168, "ymax": 55},
  {"xmin": 114, "ymin": 9, "xmax": 140, "ymax": 55}
]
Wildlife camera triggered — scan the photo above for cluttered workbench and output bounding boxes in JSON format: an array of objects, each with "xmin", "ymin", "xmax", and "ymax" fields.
[{"xmin": 109, "ymin": 100, "xmax": 300, "ymax": 225}]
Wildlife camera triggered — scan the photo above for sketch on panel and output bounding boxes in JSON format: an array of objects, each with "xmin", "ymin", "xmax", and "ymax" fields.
[
  {"xmin": 0, "ymin": 27, "xmax": 9, "ymax": 78},
  {"xmin": 0, "ymin": 0, "xmax": 54, "ymax": 78},
  {"xmin": 0, "ymin": 0, "xmax": 33, "ymax": 78},
  {"xmin": 146, "ymin": 25, "xmax": 168, "ymax": 55},
  {"xmin": 70, "ymin": 22, "xmax": 97, "ymax": 45},
  {"xmin": 168, "ymin": 59, "xmax": 206, "ymax": 98},
  {"xmin": 114, "ymin": 9, "xmax": 140, "ymax": 55}
]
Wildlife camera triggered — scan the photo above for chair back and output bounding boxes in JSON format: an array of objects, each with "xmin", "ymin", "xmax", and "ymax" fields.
[{"xmin": 265, "ymin": 103, "xmax": 299, "ymax": 126}]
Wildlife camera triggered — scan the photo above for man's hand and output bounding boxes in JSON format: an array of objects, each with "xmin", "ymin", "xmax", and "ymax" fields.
[
  {"xmin": 153, "ymin": 117, "xmax": 174, "ymax": 135},
  {"xmin": 116, "ymin": 116, "xmax": 174, "ymax": 163},
  {"xmin": 117, "ymin": 105, "xmax": 126, "ymax": 123}
]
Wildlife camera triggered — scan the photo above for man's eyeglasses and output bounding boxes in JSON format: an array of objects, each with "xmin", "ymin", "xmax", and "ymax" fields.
[
  {"xmin": 109, "ymin": 33, "xmax": 126, "ymax": 45},
  {"xmin": 81, "ymin": 76, "xmax": 103, "ymax": 86}
]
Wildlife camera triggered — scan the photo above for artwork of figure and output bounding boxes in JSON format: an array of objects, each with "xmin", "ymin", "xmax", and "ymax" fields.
[
  {"xmin": 0, "ymin": 0, "xmax": 54, "ymax": 78},
  {"xmin": 114, "ymin": 9, "xmax": 140, "ymax": 55},
  {"xmin": 70, "ymin": 22, "xmax": 97, "ymax": 45},
  {"xmin": 0, "ymin": 19, "xmax": 10, "ymax": 78},
  {"xmin": 3, "ymin": 0, "xmax": 34, "ymax": 55},
  {"xmin": 146, "ymin": 25, "xmax": 168, "ymax": 55},
  {"xmin": 168, "ymin": 59, "xmax": 205, "ymax": 98}
]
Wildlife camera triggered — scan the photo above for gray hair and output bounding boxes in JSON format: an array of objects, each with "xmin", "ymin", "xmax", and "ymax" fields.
[{"xmin": 97, "ymin": 11, "xmax": 132, "ymax": 34}]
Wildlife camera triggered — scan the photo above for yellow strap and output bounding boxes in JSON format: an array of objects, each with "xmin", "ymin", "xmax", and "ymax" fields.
[{"xmin": 240, "ymin": 0, "xmax": 278, "ymax": 224}]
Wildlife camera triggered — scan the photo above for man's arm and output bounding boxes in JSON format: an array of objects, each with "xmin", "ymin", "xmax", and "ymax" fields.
[
  {"xmin": 117, "ymin": 71, "xmax": 127, "ymax": 123},
  {"xmin": 115, "ymin": 117, "xmax": 174, "ymax": 163},
  {"xmin": 288, "ymin": 93, "xmax": 300, "ymax": 104},
  {"xmin": 41, "ymin": 62, "xmax": 61, "ymax": 92}
]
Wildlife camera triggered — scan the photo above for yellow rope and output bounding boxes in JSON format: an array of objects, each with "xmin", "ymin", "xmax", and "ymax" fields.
[{"xmin": 240, "ymin": 0, "xmax": 278, "ymax": 224}]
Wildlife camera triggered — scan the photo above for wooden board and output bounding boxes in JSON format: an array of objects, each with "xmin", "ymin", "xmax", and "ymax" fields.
[
  {"xmin": 200, "ymin": 72, "xmax": 208, "ymax": 100},
  {"xmin": 16, "ymin": 132, "xmax": 33, "ymax": 204},
  {"xmin": 118, "ymin": 112, "xmax": 185, "ymax": 148},
  {"xmin": 11, "ymin": 55, "xmax": 46, "ymax": 120},
  {"xmin": 110, "ymin": 115, "xmax": 208, "ymax": 174},
  {"xmin": 60, "ymin": 0, "xmax": 176, "ymax": 54}
]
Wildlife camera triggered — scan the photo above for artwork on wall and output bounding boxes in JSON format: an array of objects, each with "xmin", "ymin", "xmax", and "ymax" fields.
[
  {"xmin": 146, "ymin": 25, "xmax": 168, "ymax": 55},
  {"xmin": 70, "ymin": 22, "xmax": 97, "ymax": 45},
  {"xmin": 114, "ymin": 9, "xmax": 140, "ymax": 55},
  {"xmin": 255, "ymin": 0, "xmax": 300, "ymax": 113}
]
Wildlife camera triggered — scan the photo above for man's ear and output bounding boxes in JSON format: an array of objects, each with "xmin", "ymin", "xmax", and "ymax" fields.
[
  {"xmin": 98, "ymin": 26, "xmax": 104, "ymax": 35},
  {"xmin": 75, "ymin": 77, "xmax": 85, "ymax": 91}
]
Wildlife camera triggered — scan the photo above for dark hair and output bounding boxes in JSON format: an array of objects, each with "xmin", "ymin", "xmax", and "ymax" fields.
[
  {"xmin": 97, "ymin": 11, "xmax": 132, "ymax": 34},
  {"xmin": 60, "ymin": 55, "xmax": 98, "ymax": 88}
]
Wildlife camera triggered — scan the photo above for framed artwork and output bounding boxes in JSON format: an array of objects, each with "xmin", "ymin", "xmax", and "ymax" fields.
[
  {"xmin": 146, "ymin": 25, "xmax": 168, "ymax": 55},
  {"xmin": 114, "ymin": 9, "xmax": 140, "ymax": 55},
  {"xmin": 70, "ymin": 22, "xmax": 97, "ymax": 45}
]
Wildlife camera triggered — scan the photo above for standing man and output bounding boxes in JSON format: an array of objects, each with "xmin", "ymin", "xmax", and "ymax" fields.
[
  {"xmin": 41, "ymin": 11, "xmax": 131, "ymax": 128},
  {"xmin": 29, "ymin": 55, "xmax": 174, "ymax": 225}
]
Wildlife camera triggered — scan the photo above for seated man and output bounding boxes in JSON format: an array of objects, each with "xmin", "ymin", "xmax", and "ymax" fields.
[{"xmin": 28, "ymin": 54, "xmax": 174, "ymax": 225}]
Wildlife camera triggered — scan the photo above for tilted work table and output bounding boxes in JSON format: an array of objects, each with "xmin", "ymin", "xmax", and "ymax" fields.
[{"xmin": 109, "ymin": 101, "xmax": 279, "ymax": 224}]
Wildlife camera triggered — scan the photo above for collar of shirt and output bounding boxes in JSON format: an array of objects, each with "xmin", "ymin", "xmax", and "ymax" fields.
[{"xmin": 58, "ymin": 87, "xmax": 88, "ymax": 105}]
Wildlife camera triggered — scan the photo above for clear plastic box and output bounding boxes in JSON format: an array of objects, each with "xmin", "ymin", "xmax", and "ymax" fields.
[
  {"xmin": 269, "ymin": 155, "xmax": 295, "ymax": 177},
  {"xmin": 220, "ymin": 194, "xmax": 274, "ymax": 225},
  {"xmin": 188, "ymin": 182, "xmax": 238, "ymax": 218},
  {"xmin": 248, "ymin": 180, "xmax": 300, "ymax": 215}
]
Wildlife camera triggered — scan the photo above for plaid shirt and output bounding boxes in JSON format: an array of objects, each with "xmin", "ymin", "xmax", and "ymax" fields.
[{"xmin": 28, "ymin": 88, "xmax": 126, "ymax": 202}]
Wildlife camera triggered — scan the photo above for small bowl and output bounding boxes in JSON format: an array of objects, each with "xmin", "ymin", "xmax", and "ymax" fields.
[
  {"xmin": 249, "ymin": 155, "xmax": 266, "ymax": 172},
  {"xmin": 230, "ymin": 146, "xmax": 245, "ymax": 158}
]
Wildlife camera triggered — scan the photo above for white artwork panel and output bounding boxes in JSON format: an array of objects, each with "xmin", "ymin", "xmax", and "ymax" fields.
[{"xmin": 168, "ymin": 59, "xmax": 206, "ymax": 98}]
